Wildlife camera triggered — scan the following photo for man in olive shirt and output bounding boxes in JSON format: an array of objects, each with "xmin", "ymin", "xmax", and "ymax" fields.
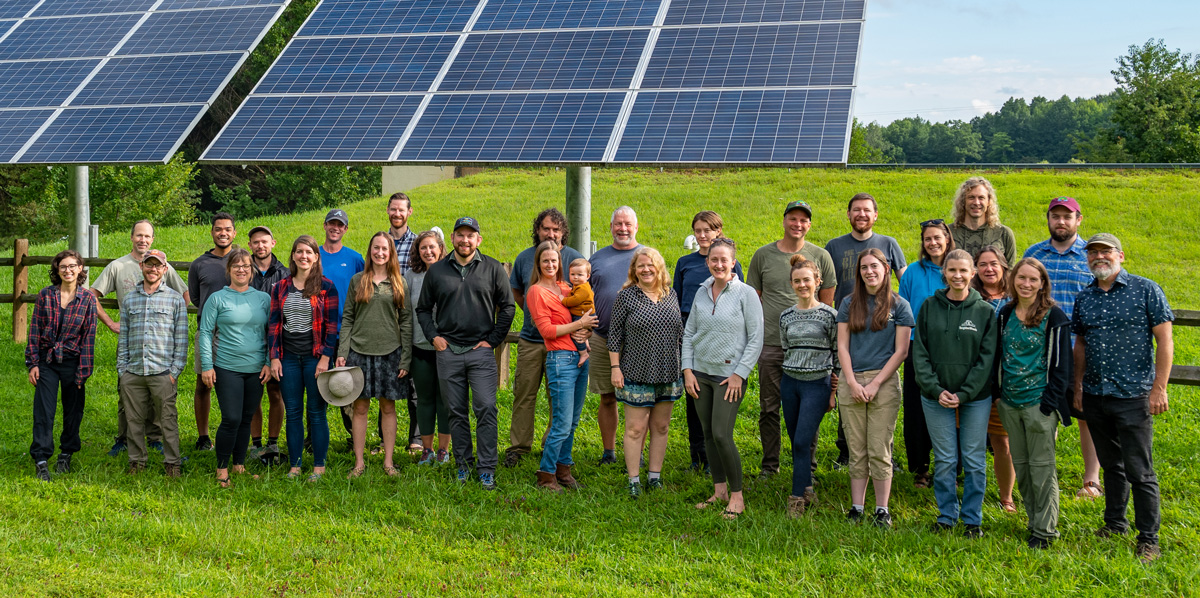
[
  {"xmin": 948, "ymin": 176, "xmax": 1017, "ymax": 263},
  {"xmin": 746, "ymin": 200, "xmax": 836, "ymax": 476}
]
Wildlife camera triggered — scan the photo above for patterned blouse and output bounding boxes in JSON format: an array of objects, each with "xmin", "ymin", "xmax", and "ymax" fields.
[{"xmin": 608, "ymin": 285, "xmax": 683, "ymax": 385}]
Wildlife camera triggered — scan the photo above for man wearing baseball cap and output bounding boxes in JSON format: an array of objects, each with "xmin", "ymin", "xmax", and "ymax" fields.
[
  {"xmin": 117, "ymin": 249, "xmax": 189, "ymax": 477},
  {"xmin": 247, "ymin": 225, "xmax": 288, "ymax": 461},
  {"xmin": 745, "ymin": 199, "xmax": 836, "ymax": 478},
  {"xmin": 415, "ymin": 216, "xmax": 515, "ymax": 490},
  {"xmin": 1071, "ymin": 232, "xmax": 1174, "ymax": 563},
  {"xmin": 319, "ymin": 208, "xmax": 366, "ymax": 443},
  {"xmin": 1023, "ymin": 197, "xmax": 1103, "ymax": 499}
]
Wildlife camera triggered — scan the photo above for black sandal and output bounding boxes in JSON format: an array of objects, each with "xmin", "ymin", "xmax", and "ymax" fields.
[{"xmin": 218, "ymin": 477, "xmax": 231, "ymax": 488}]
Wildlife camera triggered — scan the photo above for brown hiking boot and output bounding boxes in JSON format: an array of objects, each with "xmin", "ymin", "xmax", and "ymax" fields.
[
  {"xmin": 536, "ymin": 470, "xmax": 563, "ymax": 493},
  {"xmin": 555, "ymin": 463, "xmax": 583, "ymax": 489},
  {"xmin": 164, "ymin": 463, "xmax": 182, "ymax": 478},
  {"xmin": 786, "ymin": 495, "xmax": 806, "ymax": 518},
  {"xmin": 1136, "ymin": 542, "xmax": 1161, "ymax": 564},
  {"xmin": 802, "ymin": 489, "xmax": 817, "ymax": 508},
  {"xmin": 127, "ymin": 462, "xmax": 146, "ymax": 475}
]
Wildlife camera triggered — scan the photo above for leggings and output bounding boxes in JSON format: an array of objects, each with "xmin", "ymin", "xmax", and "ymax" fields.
[
  {"xmin": 411, "ymin": 347, "xmax": 449, "ymax": 435},
  {"xmin": 694, "ymin": 373, "xmax": 744, "ymax": 493},
  {"xmin": 781, "ymin": 373, "xmax": 831, "ymax": 496},
  {"xmin": 214, "ymin": 366, "xmax": 264, "ymax": 469}
]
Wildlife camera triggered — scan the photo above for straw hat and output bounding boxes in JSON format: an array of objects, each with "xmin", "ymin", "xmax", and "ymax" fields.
[{"xmin": 316, "ymin": 366, "xmax": 364, "ymax": 407}]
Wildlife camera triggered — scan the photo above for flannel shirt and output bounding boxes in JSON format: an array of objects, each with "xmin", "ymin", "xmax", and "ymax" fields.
[
  {"xmin": 392, "ymin": 229, "xmax": 418, "ymax": 275},
  {"xmin": 117, "ymin": 283, "xmax": 189, "ymax": 378},
  {"xmin": 25, "ymin": 285, "xmax": 97, "ymax": 386},
  {"xmin": 268, "ymin": 276, "xmax": 340, "ymax": 359}
]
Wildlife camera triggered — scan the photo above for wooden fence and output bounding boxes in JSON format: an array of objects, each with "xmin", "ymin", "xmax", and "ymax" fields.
[{"xmin": 2, "ymin": 239, "xmax": 1197, "ymax": 387}]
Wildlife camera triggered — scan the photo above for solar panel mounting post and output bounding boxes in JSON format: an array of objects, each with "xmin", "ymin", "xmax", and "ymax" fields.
[
  {"xmin": 565, "ymin": 166, "xmax": 591, "ymax": 259},
  {"xmin": 69, "ymin": 165, "xmax": 93, "ymax": 259}
]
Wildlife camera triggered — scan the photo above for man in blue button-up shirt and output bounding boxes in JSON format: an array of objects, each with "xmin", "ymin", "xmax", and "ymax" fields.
[
  {"xmin": 1023, "ymin": 196, "xmax": 1102, "ymax": 499},
  {"xmin": 1071, "ymin": 233, "xmax": 1174, "ymax": 563}
]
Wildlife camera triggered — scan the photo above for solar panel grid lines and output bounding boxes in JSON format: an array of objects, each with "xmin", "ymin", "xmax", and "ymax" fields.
[
  {"xmin": 203, "ymin": 0, "xmax": 867, "ymax": 165},
  {"xmin": 0, "ymin": 0, "xmax": 289, "ymax": 163}
]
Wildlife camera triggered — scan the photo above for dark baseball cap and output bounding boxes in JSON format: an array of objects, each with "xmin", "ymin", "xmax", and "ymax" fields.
[
  {"xmin": 1085, "ymin": 233, "xmax": 1122, "ymax": 252},
  {"xmin": 783, "ymin": 200, "xmax": 813, "ymax": 218},
  {"xmin": 453, "ymin": 217, "xmax": 481, "ymax": 233},
  {"xmin": 140, "ymin": 249, "xmax": 168, "ymax": 264},
  {"xmin": 324, "ymin": 209, "xmax": 349, "ymax": 225},
  {"xmin": 248, "ymin": 225, "xmax": 273, "ymax": 239},
  {"xmin": 1048, "ymin": 196, "xmax": 1081, "ymax": 214}
]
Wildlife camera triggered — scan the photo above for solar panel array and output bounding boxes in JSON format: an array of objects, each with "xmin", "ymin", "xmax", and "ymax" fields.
[
  {"xmin": 204, "ymin": 0, "xmax": 865, "ymax": 165},
  {"xmin": 0, "ymin": 0, "xmax": 288, "ymax": 164}
]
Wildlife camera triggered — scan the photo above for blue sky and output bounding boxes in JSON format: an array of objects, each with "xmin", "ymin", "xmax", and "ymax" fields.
[{"xmin": 855, "ymin": 0, "xmax": 1200, "ymax": 124}]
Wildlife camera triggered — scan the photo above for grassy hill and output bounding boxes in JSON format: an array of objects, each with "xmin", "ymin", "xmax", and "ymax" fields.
[{"xmin": 0, "ymin": 168, "xmax": 1197, "ymax": 596}]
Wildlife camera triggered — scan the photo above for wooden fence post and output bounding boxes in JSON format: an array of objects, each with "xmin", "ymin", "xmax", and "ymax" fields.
[{"xmin": 12, "ymin": 238, "xmax": 28, "ymax": 343}]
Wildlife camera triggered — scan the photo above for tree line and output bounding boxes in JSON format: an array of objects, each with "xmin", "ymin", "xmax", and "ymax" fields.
[{"xmin": 850, "ymin": 39, "xmax": 1200, "ymax": 165}]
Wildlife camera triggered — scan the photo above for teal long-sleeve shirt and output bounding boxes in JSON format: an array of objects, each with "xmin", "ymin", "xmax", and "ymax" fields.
[{"xmin": 198, "ymin": 286, "xmax": 271, "ymax": 374}]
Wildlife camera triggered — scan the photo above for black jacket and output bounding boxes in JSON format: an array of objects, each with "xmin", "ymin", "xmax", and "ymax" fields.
[
  {"xmin": 251, "ymin": 254, "xmax": 288, "ymax": 294},
  {"xmin": 992, "ymin": 303, "xmax": 1074, "ymax": 426},
  {"xmin": 416, "ymin": 252, "xmax": 515, "ymax": 348}
]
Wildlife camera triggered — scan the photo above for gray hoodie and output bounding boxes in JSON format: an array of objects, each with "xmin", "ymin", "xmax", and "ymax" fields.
[{"xmin": 682, "ymin": 277, "xmax": 764, "ymax": 380}]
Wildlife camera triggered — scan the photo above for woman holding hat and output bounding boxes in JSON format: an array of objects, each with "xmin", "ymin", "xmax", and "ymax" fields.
[
  {"xmin": 26, "ymin": 250, "xmax": 97, "ymax": 482},
  {"xmin": 525, "ymin": 240, "xmax": 597, "ymax": 492},
  {"xmin": 198, "ymin": 247, "xmax": 272, "ymax": 488},
  {"xmin": 405, "ymin": 231, "xmax": 452, "ymax": 466},
  {"xmin": 269, "ymin": 235, "xmax": 340, "ymax": 481},
  {"xmin": 336, "ymin": 232, "xmax": 414, "ymax": 478}
]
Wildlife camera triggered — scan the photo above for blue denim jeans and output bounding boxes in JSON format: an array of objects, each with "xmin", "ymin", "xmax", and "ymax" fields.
[
  {"xmin": 922, "ymin": 396, "xmax": 990, "ymax": 526},
  {"xmin": 780, "ymin": 374, "xmax": 831, "ymax": 496},
  {"xmin": 280, "ymin": 351, "xmax": 328, "ymax": 468},
  {"xmin": 539, "ymin": 351, "xmax": 589, "ymax": 473}
]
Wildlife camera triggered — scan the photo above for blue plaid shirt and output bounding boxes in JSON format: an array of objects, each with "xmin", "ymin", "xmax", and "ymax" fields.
[
  {"xmin": 1023, "ymin": 236, "xmax": 1090, "ymax": 319},
  {"xmin": 1072, "ymin": 269, "xmax": 1173, "ymax": 398},
  {"xmin": 117, "ymin": 283, "xmax": 189, "ymax": 378},
  {"xmin": 392, "ymin": 229, "xmax": 418, "ymax": 275}
]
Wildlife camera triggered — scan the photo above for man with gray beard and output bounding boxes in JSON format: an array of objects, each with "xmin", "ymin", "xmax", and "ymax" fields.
[{"xmin": 1071, "ymin": 233, "xmax": 1174, "ymax": 564}]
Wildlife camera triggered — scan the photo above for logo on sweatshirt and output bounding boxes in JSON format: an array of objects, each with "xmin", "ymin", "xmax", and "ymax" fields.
[{"xmin": 959, "ymin": 319, "xmax": 978, "ymax": 332}]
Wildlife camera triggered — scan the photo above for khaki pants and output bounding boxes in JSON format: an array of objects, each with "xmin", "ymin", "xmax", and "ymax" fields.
[
  {"xmin": 756, "ymin": 345, "xmax": 785, "ymax": 473},
  {"xmin": 837, "ymin": 369, "xmax": 901, "ymax": 480},
  {"xmin": 998, "ymin": 401, "xmax": 1061, "ymax": 540},
  {"xmin": 507, "ymin": 338, "xmax": 549, "ymax": 456},
  {"xmin": 587, "ymin": 335, "xmax": 615, "ymax": 395},
  {"xmin": 120, "ymin": 371, "xmax": 181, "ymax": 466}
]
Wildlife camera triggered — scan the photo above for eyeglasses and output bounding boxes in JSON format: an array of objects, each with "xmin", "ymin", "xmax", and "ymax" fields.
[
  {"xmin": 142, "ymin": 263, "xmax": 166, "ymax": 270},
  {"xmin": 57, "ymin": 264, "xmax": 81, "ymax": 271},
  {"xmin": 231, "ymin": 264, "xmax": 253, "ymax": 271},
  {"xmin": 920, "ymin": 218, "xmax": 945, "ymax": 227}
]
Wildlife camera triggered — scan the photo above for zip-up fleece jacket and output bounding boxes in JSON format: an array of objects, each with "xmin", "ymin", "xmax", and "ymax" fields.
[
  {"xmin": 682, "ymin": 277, "xmax": 764, "ymax": 380},
  {"xmin": 912, "ymin": 288, "xmax": 998, "ymax": 403},
  {"xmin": 991, "ymin": 303, "xmax": 1074, "ymax": 426}
]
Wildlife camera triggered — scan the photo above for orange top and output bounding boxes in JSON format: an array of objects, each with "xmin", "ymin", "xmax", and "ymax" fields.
[{"xmin": 527, "ymin": 281, "xmax": 577, "ymax": 351}]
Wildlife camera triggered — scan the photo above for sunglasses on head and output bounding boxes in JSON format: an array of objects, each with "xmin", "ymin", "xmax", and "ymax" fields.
[{"xmin": 920, "ymin": 218, "xmax": 945, "ymax": 227}]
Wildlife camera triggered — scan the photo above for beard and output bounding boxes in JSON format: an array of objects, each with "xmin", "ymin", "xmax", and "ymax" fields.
[
  {"xmin": 1089, "ymin": 262, "xmax": 1116, "ymax": 280},
  {"xmin": 1049, "ymin": 226, "xmax": 1075, "ymax": 243}
]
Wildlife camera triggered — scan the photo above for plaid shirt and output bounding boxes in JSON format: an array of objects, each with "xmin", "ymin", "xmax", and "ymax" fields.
[
  {"xmin": 117, "ymin": 283, "xmax": 189, "ymax": 378},
  {"xmin": 392, "ymin": 228, "xmax": 417, "ymax": 275},
  {"xmin": 268, "ymin": 276, "xmax": 340, "ymax": 359},
  {"xmin": 25, "ymin": 285, "xmax": 97, "ymax": 386},
  {"xmin": 1023, "ymin": 237, "xmax": 1091, "ymax": 319}
]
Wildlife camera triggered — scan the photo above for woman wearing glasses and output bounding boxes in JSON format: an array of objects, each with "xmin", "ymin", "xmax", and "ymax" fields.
[
  {"xmin": 898, "ymin": 219, "xmax": 954, "ymax": 488},
  {"xmin": 198, "ymin": 248, "xmax": 272, "ymax": 488},
  {"xmin": 26, "ymin": 250, "xmax": 98, "ymax": 482}
]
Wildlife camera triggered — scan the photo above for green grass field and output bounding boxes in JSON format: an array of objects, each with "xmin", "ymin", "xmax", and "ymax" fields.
[{"xmin": 1, "ymin": 168, "xmax": 1198, "ymax": 596}]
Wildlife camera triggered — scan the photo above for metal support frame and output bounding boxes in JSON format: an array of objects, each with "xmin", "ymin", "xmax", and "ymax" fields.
[
  {"xmin": 69, "ymin": 165, "xmax": 92, "ymax": 259},
  {"xmin": 565, "ymin": 166, "xmax": 591, "ymax": 258}
]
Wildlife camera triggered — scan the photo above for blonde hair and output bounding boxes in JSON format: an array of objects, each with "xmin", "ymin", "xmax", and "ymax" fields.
[
  {"xmin": 622, "ymin": 246, "xmax": 671, "ymax": 297},
  {"xmin": 951, "ymin": 176, "xmax": 1000, "ymax": 228},
  {"xmin": 568, "ymin": 258, "xmax": 591, "ymax": 275}
]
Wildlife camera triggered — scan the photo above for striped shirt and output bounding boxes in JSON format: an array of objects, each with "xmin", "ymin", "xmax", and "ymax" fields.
[
  {"xmin": 117, "ymin": 283, "xmax": 189, "ymax": 378},
  {"xmin": 1023, "ymin": 237, "xmax": 1090, "ymax": 319},
  {"xmin": 282, "ymin": 291, "xmax": 311, "ymax": 334}
]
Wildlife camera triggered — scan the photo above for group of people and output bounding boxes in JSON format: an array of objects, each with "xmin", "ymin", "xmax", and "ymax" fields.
[{"xmin": 24, "ymin": 177, "xmax": 1174, "ymax": 562}]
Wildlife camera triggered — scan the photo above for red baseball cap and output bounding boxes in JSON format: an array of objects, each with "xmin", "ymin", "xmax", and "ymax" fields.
[{"xmin": 1048, "ymin": 196, "xmax": 1081, "ymax": 213}]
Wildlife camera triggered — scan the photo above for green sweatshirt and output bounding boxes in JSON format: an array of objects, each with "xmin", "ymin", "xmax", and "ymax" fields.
[
  {"xmin": 338, "ymin": 273, "xmax": 413, "ymax": 370},
  {"xmin": 912, "ymin": 288, "xmax": 998, "ymax": 403}
]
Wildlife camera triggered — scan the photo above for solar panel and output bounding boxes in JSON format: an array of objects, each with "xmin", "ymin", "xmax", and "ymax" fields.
[
  {"xmin": 0, "ymin": 1, "xmax": 288, "ymax": 163},
  {"xmin": 204, "ymin": 0, "xmax": 865, "ymax": 165}
]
